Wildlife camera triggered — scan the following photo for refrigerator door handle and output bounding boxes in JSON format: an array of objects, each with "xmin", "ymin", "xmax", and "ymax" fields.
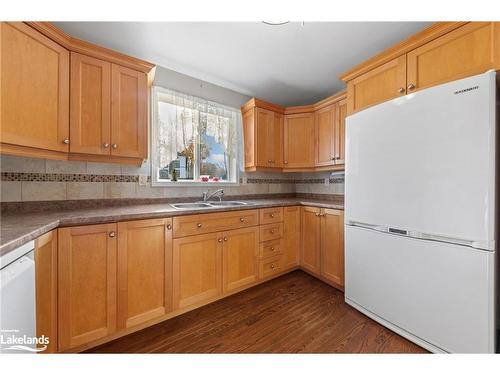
[
  {"xmin": 408, "ymin": 231, "xmax": 494, "ymax": 251},
  {"xmin": 346, "ymin": 220, "xmax": 388, "ymax": 233}
]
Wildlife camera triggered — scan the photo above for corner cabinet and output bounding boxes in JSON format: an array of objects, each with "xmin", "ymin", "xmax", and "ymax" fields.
[
  {"xmin": 342, "ymin": 22, "xmax": 500, "ymax": 114},
  {"xmin": 284, "ymin": 112, "xmax": 315, "ymax": 169},
  {"xmin": 0, "ymin": 21, "xmax": 154, "ymax": 165},
  {"xmin": 0, "ymin": 22, "xmax": 70, "ymax": 158}
]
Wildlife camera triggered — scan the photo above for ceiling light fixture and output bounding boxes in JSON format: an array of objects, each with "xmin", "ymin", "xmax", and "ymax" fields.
[{"xmin": 262, "ymin": 21, "xmax": 290, "ymax": 26}]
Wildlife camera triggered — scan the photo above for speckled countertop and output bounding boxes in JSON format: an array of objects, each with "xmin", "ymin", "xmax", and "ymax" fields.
[{"xmin": 0, "ymin": 198, "xmax": 343, "ymax": 256}]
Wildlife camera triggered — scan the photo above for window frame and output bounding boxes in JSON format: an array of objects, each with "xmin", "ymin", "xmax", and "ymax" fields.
[{"xmin": 151, "ymin": 86, "xmax": 241, "ymax": 187}]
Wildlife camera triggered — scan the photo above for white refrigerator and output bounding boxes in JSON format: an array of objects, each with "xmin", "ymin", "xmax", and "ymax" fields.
[{"xmin": 344, "ymin": 71, "xmax": 497, "ymax": 353}]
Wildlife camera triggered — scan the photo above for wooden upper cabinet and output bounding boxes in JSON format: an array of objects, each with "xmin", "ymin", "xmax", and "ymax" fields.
[
  {"xmin": 271, "ymin": 112, "xmax": 284, "ymax": 167},
  {"xmin": 222, "ymin": 226, "xmax": 259, "ymax": 292},
  {"xmin": 300, "ymin": 206, "xmax": 321, "ymax": 275},
  {"xmin": 283, "ymin": 206, "xmax": 301, "ymax": 269},
  {"xmin": 117, "ymin": 218, "xmax": 173, "ymax": 330},
  {"xmin": 172, "ymin": 232, "xmax": 223, "ymax": 310},
  {"xmin": 70, "ymin": 52, "xmax": 111, "ymax": 155},
  {"xmin": 346, "ymin": 55, "xmax": 406, "ymax": 114},
  {"xmin": 111, "ymin": 64, "xmax": 148, "ymax": 159},
  {"xmin": 58, "ymin": 223, "xmax": 117, "ymax": 351},
  {"xmin": 0, "ymin": 22, "xmax": 69, "ymax": 154},
  {"xmin": 284, "ymin": 112, "xmax": 315, "ymax": 168},
  {"xmin": 315, "ymin": 105, "xmax": 336, "ymax": 167},
  {"xmin": 334, "ymin": 98, "xmax": 347, "ymax": 165},
  {"xmin": 35, "ymin": 230, "xmax": 58, "ymax": 353},
  {"xmin": 320, "ymin": 209, "xmax": 344, "ymax": 288},
  {"xmin": 407, "ymin": 22, "xmax": 500, "ymax": 92},
  {"xmin": 255, "ymin": 108, "xmax": 274, "ymax": 167}
]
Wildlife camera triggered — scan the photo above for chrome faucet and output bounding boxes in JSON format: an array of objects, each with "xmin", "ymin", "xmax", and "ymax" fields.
[{"xmin": 202, "ymin": 189, "xmax": 224, "ymax": 202}]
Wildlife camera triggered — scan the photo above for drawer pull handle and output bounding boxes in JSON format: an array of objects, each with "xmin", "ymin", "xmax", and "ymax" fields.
[
  {"xmin": 166, "ymin": 224, "xmax": 172, "ymax": 230},
  {"xmin": 239, "ymin": 217, "xmax": 244, "ymax": 222},
  {"xmin": 197, "ymin": 223, "xmax": 202, "ymax": 228},
  {"xmin": 109, "ymin": 231, "xmax": 116, "ymax": 238}
]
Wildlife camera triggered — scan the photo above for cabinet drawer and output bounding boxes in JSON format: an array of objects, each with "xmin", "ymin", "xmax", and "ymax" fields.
[
  {"xmin": 259, "ymin": 207, "xmax": 283, "ymax": 225},
  {"xmin": 259, "ymin": 255, "xmax": 283, "ymax": 279},
  {"xmin": 173, "ymin": 209, "xmax": 259, "ymax": 238},
  {"xmin": 259, "ymin": 223, "xmax": 283, "ymax": 242},
  {"xmin": 259, "ymin": 239, "xmax": 283, "ymax": 259}
]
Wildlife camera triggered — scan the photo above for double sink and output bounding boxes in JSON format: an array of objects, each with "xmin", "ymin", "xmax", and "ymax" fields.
[{"xmin": 170, "ymin": 201, "xmax": 254, "ymax": 210}]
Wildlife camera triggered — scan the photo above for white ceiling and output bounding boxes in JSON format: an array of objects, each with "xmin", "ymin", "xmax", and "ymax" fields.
[{"xmin": 55, "ymin": 22, "xmax": 431, "ymax": 106}]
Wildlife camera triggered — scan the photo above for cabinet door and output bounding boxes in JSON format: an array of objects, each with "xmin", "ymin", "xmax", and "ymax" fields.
[
  {"xmin": 300, "ymin": 207, "xmax": 321, "ymax": 275},
  {"xmin": 283, "ymin": 206, "xmax": 301, "ymax": 269},
  {"xmin": 1, "ymin": 22, "xmax": 69, "ymax": 152},
  {"xmin": 35, "ymin": 230, "xmax": 58, "ymax": 353},
  {"xmin": 117, "ymin": 218, "xmax": 172, "ymax": 330},
  {"xmin": 222, "ymin": 226, "xmax": 259, "ymax": 292},
  {"xmin": 70, "ymin": 52, "xmax": 111, "ymax": 155},
  {"xmin": 111, "ymin": 64, "xmax": 147, "ymax": 158},
  {"xmin": 320, "ymin": 209, "xmax": 344, "ymax": 287},
  {"xmin": 243, "ymin": 109, "xmax": 256, "ymax": 169},
  {"xmin": 334, "ymin": 98, "xmax": 347, "ymax": 165},
  {"xmin": 58, "ymin": 224, "xmax": 117, "ymax": 351},
  {"xmin": 256, "ymin": 107, "xmax": 274, "ymax": 167},
  {"xmin": 271, "ymin": 112, "xmax": 284, "ymax": 167},
  {"xmin": 284, "ymin": 113, "xmax": 315, "ymax": 168},
  {"xmin": 407, "ymin": 22, "xmax": 500, "ymax": 93},
  {"xmin": 315, "ymin": 105, "xmax": 335, "ymax": 167},
  {"xmin": 173, "ymin": 232, "xmax": 223, "ymax": 309},
  {"xmin": 346, "ymin": 55, "xmax": 406, "ymax": 114}
]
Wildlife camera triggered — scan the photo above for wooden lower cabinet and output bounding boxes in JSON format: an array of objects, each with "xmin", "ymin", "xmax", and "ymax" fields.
[
  {"xmin": 300, "ymin": 207, "xmax": 321, "ymax": 274},
  {"xmin": 320, "ymin": 209, "xmax": 345, "ymax": 288},
  {"xmin": 283, "ymin": 206, "xmax": 300, "ymax": 269},
  {"xmin": 172, "ymin": 232, "xmax": 223, "ymax": 310},
  {"xmin": 35, "ymin": 230, "xmax": 58, "ymax": 353},
  {"xmin": 117, "ymin": 218, "xmax": 173, "ymax": 330},
  {"xmin": 222, "ymin": 227, "xmax": 259, "ymax": 292},
  {"xmin": 58, "ymin": 224, "xmax": 117, "ymax": 351}
]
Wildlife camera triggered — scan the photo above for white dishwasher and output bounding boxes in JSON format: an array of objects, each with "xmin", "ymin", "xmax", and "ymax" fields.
[{"xmin": 0, "ymin": 241, "xmax": 36, "ymax": 353}]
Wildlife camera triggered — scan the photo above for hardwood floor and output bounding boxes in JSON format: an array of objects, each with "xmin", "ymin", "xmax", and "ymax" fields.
[{"xmin": 87, "ymin": 270, "xmax": 427, "ymax": 353}]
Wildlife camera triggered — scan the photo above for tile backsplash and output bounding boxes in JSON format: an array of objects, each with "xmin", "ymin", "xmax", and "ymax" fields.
[{"xmin": 0, "ymin": 155, "xmax": 344, "ymax": 202}]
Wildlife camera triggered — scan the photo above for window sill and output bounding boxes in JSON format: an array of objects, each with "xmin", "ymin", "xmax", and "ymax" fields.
[{"xmin": 151, "ymin": 180, "xmax": 240, "ymax": 188}]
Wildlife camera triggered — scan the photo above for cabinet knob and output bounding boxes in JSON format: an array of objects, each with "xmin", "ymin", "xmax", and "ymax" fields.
[
  {"xmin": 109, "ymin": 231, "xmax": 116, "ymax": 238},
  {"xmin": 239, "ymin": 217, "xmax": 244, "ymax": 222},
  {"xmin": 270, "ymin": 213, "xmax": 275, "ymax": 218},
  {"xmin": 166, "ymin": 224, "xmax": 172, "ymax": 230},
  {"xmin": 197, "ymin": 223, "xmax": 202, "ymax": 228},
  {"xmin": 223, "ymin": 237, "xmax": 228, "ymax": 242},
  {"xmin": 271, "ymin": 264, "xmax": 275, "ymax": 270},
  {"xmin": 268, "ymin": 159, "xmax": 272, "ymax": 164},
  {"xmin": 271, "ymin": 247, "xmax": 275, "ymax": 251},
  {"xmin": 398, "ymin": 87, "xmax": 405, "ymax": 94},
  {"xmin": 315, "ymin": 213, "xmax": 320, "ymax": 217},
  {"xmin": 284, "ymin": 160, "xmax": 288, "ymax": 164},
  {"xmin": 63, "ymin": 139, "xmax": 70, "ymax": 144},
  {"xmin": 270, "ymin": 229, "xmax": 275, "ymax": 234},
  {"xmin": 112, "ymin": 143, "xmax": 118, "ymax": 149},
  {"xmin": 218, "ymin": 238, "xmax": 223, "ymax": 243},
  {"xmin": 331, "ymin": 156, "xmax": 335, "ymax": 160},
  {"xmin": 103, "ymin": 143, "xmax": 110, "ymax": 148},
  {"xmin": 407, "ymin": 83, "xmax": 416, "ymax": 91}
]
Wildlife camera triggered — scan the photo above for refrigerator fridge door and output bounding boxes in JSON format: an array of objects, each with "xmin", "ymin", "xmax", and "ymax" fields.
[
  {"xmin": 345, "ymin": 225, "xmax": 496, "ymax": 353},
  {"xmin": 345, "ymin": 71, "xmax": 496, "ymax": 250}
]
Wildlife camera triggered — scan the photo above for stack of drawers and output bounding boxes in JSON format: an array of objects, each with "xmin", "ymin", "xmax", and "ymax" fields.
[{"xmin": 258, "ymin": 207, "xmax": 284, "ymax": 279}]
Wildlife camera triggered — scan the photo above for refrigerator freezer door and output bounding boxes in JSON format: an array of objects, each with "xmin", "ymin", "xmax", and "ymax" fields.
[
  {"xmin": 345, "ymin": 225, "xmax": 496, "ymax": 353},
  {"xmin": 345, "ymin": 71, "xmax": 496, "ymax": 250}
]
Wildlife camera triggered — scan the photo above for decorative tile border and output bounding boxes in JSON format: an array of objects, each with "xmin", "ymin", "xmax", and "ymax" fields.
[
  {"xmin": 246, "ymin": 178, "xmax": 327, "ymax": 184},
  {"xmin": 1, "ymin": 172, "xmax": 151, "ymax": 183},
  {"xmin": 329, "ymin": 176, "xmax": 344, "ymax": 184}
]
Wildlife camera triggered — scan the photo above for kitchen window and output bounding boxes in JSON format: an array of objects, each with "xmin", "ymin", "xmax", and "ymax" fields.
[{"xmin": 151, "ymin": 86, "xmax": 241, "ymax": 185}]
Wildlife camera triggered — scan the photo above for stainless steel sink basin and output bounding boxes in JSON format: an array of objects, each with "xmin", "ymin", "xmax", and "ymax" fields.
[
  {"xmin": 170, "ymin": 202, "xmax": 213, "ymax": 209},
  {"xmin": 208, "ymin": 201, "xmax": 252, "ymax": 207},
  {"xmin": 170, "ymin": 201, "xmax": 254, "ymax": 210}
]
